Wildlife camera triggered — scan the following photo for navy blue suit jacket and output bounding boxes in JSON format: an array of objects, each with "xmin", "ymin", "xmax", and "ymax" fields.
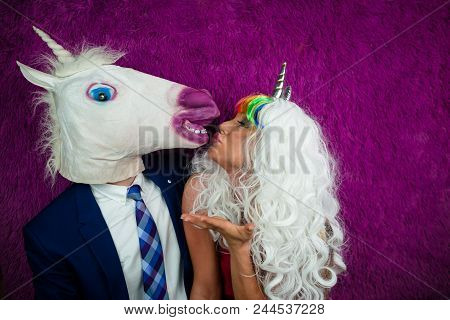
[{"xmin": 23, "ymin": 157, "xmax": 193, "ymax": 299}]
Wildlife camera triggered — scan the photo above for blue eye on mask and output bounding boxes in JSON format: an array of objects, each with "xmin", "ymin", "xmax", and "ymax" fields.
[{"xmin": 87, "ymin": 83, "xmax": 116, "ymax": 102}]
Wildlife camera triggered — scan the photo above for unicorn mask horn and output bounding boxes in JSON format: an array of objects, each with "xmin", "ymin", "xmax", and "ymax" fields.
[{"xmin": 17, "ymin": 26, "xmax": 220, "ymax": 184}]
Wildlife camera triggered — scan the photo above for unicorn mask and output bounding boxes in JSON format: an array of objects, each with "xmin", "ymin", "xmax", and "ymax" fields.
[{"xmin": 17, "ymin": 26, "xmax": 220, "ymax": 184}]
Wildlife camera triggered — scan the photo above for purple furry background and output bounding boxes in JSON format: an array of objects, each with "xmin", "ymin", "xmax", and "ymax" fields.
[{"xmin": 0, "ymin": 0, "xmax": 448, "ymax": 299}]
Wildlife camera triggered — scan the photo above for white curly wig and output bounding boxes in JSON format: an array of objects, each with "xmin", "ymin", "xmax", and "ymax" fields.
[{"xmin": 190, "ymin": 98, "xmax": 346, "ymax": 299}]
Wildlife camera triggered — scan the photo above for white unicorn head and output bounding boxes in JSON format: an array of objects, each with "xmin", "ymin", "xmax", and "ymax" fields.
[{"xmin": 17, "ymin": 26, "xmax": 220, "ymax": 184}]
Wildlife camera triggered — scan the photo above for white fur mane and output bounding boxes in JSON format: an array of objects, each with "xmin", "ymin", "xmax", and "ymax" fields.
[{"xmin": 34, "ymin": 46, "xmax": 124, "ymax": 183}]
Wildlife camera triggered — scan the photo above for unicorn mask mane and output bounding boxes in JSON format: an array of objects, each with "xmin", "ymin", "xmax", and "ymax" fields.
[
  {"xmin": 17, "ymin": 26, "xmax": 219, "ymax": 184},
  {"xmin": 30, "ymin": 26, "xmax": 124, "ymax": 77}
]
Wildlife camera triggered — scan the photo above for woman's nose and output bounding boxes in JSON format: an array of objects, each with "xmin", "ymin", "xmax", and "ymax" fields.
[{"xmin": 217, "ymin": 118, "xmax": 235, "ymax": 135}]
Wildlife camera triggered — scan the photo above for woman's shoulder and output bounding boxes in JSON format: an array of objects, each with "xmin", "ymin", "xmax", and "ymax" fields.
[
  {"xmin": 186, "ymin": 174, "xmax": 202, "ymax": 188},
  {"xmin": 183, "ymin": 174, "xmax": 204, "ymax": 197},
  {"xmin": 182, "ymin": 174, "xmax": 204, "ymax": 212}
]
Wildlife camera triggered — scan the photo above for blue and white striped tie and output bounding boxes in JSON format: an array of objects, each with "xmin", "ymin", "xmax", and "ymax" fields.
[{"xmin": 127, "ymin": 184, "xmax": 169, "ymax": 300}]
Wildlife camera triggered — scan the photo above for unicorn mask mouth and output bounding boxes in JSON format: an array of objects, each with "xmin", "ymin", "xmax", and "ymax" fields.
[{"xmin": 172, "ymin": 88, "xmax": 220, "ymax": 145}]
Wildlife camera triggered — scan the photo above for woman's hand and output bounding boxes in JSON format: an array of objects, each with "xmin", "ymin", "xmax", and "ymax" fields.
[
  {"xmin": 182, "ymin": 212, "xmax": 266, "ymax": 300},
  {"xmin": 181, "ymin": 212, "xmax": 254, "ymax": 252}
]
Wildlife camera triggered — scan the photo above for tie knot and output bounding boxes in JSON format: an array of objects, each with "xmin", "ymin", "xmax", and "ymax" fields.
[{"xmin": 127, "ymin": 184, "xmax": 142, "ymax": 201}]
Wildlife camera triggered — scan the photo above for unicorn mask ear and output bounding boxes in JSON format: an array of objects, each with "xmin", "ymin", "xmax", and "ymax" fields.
[{"xmin": 16, "ymin": 61, "xmax": 59, "ymax": 90}]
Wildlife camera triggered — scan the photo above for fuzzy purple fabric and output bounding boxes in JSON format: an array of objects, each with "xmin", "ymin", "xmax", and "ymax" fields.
[{"xmin": 0, "ymin": 0, "xmax": 448, "ymax": 299}]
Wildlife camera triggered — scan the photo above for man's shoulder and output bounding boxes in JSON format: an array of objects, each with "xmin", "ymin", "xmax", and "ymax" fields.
[
  {"xmin": 142, "ymin": 150, "xmax": 191, "ymax": 186},
  {"xmin": 23, "ymin": 183, "xmax": 84, "ymax": 235}
]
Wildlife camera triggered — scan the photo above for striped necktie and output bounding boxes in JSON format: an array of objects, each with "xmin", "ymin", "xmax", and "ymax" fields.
[{"xmin": 127, "ymin": 184, "xmax": 169, "ymax": 300}]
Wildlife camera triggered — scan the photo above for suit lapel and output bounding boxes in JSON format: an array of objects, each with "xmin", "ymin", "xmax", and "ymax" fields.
[{"xmin": 75, "ymin": 184, "xmax": 129, "ymax": 299}]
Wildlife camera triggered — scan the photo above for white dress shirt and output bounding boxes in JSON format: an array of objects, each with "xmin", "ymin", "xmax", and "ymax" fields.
[{"xmin": 90, "ymin": 173, "xmax": 186, "ymax": 300}]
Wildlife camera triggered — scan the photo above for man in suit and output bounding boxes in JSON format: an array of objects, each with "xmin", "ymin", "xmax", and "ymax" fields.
[
  {"xmin": 18, "ymin": 27, "xmax": 219, "ymax": 299},
  {"xmin": 24, "ymin": 152, "xmax": 193, "ymax": 299}
]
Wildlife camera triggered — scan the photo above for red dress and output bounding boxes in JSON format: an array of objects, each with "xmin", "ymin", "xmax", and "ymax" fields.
[{"xmin": 217, "ymin": 246, "xmax": 234, "ymax": 299}]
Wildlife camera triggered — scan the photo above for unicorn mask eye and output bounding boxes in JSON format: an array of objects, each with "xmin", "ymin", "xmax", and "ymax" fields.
[{"xmin": 87, "ymin": 83, "xmax": 117, "ymax": 102}]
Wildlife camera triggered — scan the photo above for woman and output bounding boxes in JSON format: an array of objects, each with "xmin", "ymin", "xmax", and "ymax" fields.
[{"xmin": 181, "ymin": 64, "xmax": 346, "ymax": 300}]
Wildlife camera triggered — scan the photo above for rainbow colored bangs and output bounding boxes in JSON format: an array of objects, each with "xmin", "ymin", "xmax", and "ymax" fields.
[{"xmin": 235, "ymin": 94, "xmax": 273, "ymax": 127}]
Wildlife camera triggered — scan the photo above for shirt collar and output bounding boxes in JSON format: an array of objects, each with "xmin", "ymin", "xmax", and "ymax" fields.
[{"xmin": 90, "ymin": 172, "xmax": 146, "ymax": 205}]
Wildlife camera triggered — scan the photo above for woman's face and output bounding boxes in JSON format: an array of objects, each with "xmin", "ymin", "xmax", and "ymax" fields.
[{"xmin": 208, "ymin": 112, "xmax": 254, "ymax": 173}]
